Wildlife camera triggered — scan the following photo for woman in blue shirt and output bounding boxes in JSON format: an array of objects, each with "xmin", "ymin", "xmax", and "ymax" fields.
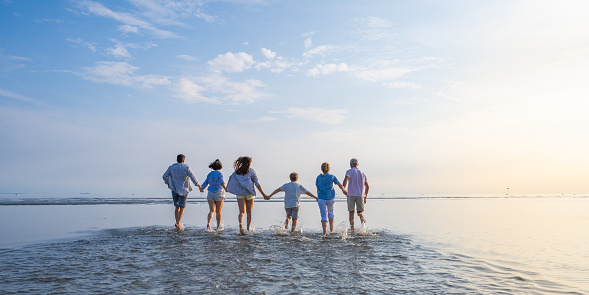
[
  {"xmin": 316, "ymin": 162, "xmax": 348, "ymax": 235},
  {"xmin": 202, "ymin": 159, "xmax": 227, "ymax": 231}
]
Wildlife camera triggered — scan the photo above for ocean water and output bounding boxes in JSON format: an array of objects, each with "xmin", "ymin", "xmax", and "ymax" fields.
[{"xmin": 0, "ymin": 195, "xmax": 588, "ymax": 294}]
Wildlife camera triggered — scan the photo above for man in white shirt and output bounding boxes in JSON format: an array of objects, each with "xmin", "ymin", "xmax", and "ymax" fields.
[
  {"xmin": 162, "ymin": 154, "xmax": 203, "ymax": 229},
  {"xmin": 342, "ymin": 158, "xmax": 369, "ymax": 232}
]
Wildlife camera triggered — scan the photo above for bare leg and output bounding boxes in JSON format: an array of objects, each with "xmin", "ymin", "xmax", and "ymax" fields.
[
  {"xmin": 329, "ymin": 218, "xmax": 334, "ymax": 233},
  {"xmin": 207, "ymin": 200, "xmax": 215, "ymax": 230},
  {"xmin": 237, "ymin": 198, "xmax": 246, "ymax": 233},
  {"xmin": 322, "ymin": 221, "xmax": 328, "ymax": 235},
  {"xmin": 291, "ymin": 218, "xmax": 298, "ymax": 232},
  {"xmin": 349, "ymin": 211, "xmax": 355, "ymax": 232},
  {"xmin": 175, "ymin": 207, "xmax": 185, "ymax": 227},
  {"xmin": 245, "ymin": 198, "xmax": 254, "ymax": 231},
  {"xmin": 215, "ymin": 200, "xmax": 224, "ymax": 230},
  {"xmin": 358, "ymin": 211, "xmax": 365, "ymax": 225},
  {"xmin": 284, "ymin": 214, "xmax": 292, "ymax": 229}
]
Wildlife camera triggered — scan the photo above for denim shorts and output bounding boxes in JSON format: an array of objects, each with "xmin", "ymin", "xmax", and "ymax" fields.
[{"xmin": 172, "ymin": 191, "xmax": 187, "ymax": 208}]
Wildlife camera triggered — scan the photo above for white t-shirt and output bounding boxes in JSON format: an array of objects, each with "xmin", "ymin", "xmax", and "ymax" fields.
[{"xmin": 280, "ymin": 182, "xmax": 308, "ymax": 208}]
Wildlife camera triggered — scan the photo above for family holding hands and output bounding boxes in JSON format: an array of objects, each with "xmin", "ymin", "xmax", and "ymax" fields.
[{"xmin": 163, "ymin": 155, "xmax": 369, "ymax": 234}]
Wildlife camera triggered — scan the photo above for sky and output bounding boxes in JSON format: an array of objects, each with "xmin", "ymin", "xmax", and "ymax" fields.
[{"xmin": 1, "ymin": 0, "xmax": 589, "ymax": 196}]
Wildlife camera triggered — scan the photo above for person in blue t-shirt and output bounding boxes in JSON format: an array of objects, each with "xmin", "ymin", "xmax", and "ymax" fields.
[
  {"xmin": 201, "ymin": 159, "xmax": 228, "ymax": 231},
  {"xmin": 266, "ymin": 172, "xmax": 318, "ymax": 232},
  {"xmin": 316, "ymin": 162, "xmax": 348, "ymax": 235}
]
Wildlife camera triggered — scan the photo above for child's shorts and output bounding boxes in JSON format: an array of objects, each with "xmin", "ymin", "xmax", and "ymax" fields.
[{"xmin": 285, "ymin": 207, "xmax": 300, "ymax": 219}]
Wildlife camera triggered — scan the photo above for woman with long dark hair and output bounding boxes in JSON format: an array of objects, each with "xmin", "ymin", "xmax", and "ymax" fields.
[{"xmin": 226, "ymin": 156, "xmax": 268, "ymax": 233}]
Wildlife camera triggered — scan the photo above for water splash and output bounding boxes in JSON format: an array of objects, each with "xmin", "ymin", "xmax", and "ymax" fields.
[{"xmin": 335, "ymin": 222, "xmax": 348, "ymax": 239}]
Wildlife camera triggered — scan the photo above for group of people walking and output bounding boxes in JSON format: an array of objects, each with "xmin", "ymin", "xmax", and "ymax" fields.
[{"xmin": 162, "ymin": 155, "xmax": 369, "ymax": 234}]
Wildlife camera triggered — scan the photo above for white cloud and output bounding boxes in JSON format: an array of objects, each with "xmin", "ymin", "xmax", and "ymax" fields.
[
  {"xmin": 255, "ymin": 49, "xmax": 300, "ymax": 73},
  {"xmin": 174, "ymin": 74, "xmax": 268, "ymax": 104},
  {"xmin": 208, "ymin": 52, "xmax": 255, "ymax": 73},
  {"xmin": 353, "ymin": 67, "xmax": 413, "ymax": 82},
  {"xmin": 303, "ymin": 45, "xmax": 337, "ymax": 58},
  {"xmin": 175, "ymin": 78, "xmax": 216, "ymax": 103},
  {"xmin": 352, "ymin": 17, "xmax": 395, "ymax": 41},
  {"xmin": 106, "ymin": 39, "xmax": 131, "ymax": 58},
  {"xmin": 0, "ymin": 88, "xmax": 43, "ymax": 105},
  {"xmin": 76, "ymin": 0, "xmax": 177, "ymax": 38},
  {"xmin": 66, "ymin": 38, "xmax": 97, "ymax": 52},
  {"xmin": 118, "ymin": 24, "xmax": 140, "ymax": 34},
  {"xmin": 261, "ymin": 48, "xmax": 276, "ymax": 59},
  {"xmin": 271, "ymin": 107, "xmax": 348, "ymax": 125},
  {"xmin": 307, "ymin": 63, "xmax": 350, "ymax": 77},
  {"xmin": 304, "ymin": 37, "xmax": 313, "ymax": 50},
  {"xmin": 82, "ymin": 61, "xmax": 171, "ymax": 88}
]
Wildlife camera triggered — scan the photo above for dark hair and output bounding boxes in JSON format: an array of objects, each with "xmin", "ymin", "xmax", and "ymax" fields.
[
  {"xmin": 177, "ymin": 154, "xmax": 185, "ymax": 163},
  {"xmin": 321, "ymin": 162, "xmax": 330, "ymax": 174},
  {"xmin": 289, "ymin": 172, "xmax": 298, "ymax": 181},
  {"xmin": 209, "ymin": 159, "xmax": 223, "ymax": 170},
  {"xmin": 234, "ymin": 156, "xmax": 252, "ymax": 175}
]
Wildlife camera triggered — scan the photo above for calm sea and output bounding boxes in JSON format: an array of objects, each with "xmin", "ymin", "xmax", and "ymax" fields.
[{"xmin": 0, "ymin": 194, "xmax": 587, "ymax": 294}]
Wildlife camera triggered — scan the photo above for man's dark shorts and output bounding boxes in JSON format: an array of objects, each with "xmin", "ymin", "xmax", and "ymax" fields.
[{"xmin": 172, "ymin": 191, "xmax": 187, "ymax": 208}]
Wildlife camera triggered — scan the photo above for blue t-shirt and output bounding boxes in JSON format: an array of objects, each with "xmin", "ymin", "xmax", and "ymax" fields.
[
  {"xmin": 202, "ymin": 170, "xmax": 225, "ymax": 193},
  {"xmin": 315, "ymin": 173, "xmax": 339, "ymax": 200}
]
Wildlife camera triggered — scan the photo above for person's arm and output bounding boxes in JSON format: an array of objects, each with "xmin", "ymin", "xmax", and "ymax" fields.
[
  {"xmin": 163, "ymin": 167, "xmax": 171, "ymax": 188},
  {"xmin": 337, "ymin": 183, "xmax": 348, "ymax": 196},
  {"xmin": 267, "ymin": 188, "xmax": 282, "ymax": 200},
  {"xmin": 305, "ymin": 191, "xmax": 318, "ymax": 201},
  {"xmin": 188, "ymin": 168, "xmax": 203, "ymax": 192},
  {"xmin": 222, "ymin": 182, "xmax": 228, "ymax": 192},
  {"xmin": 364, "ymin": 182, "xmax": 369, "ymax": 203},
  {"xmin": 201, "ymin": 178, "xmax": 209, "ymax": 191},
  {"xmin": 256, "ymin": 185, "xmax": 268, "ymax": 199},
  {"xmin": 342, "ymin": 176, "xmax": 349, "ymax": 189}
]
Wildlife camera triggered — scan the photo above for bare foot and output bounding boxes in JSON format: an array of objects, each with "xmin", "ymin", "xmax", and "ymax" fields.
[{"xmin": 175, "ymin": 223, "xmax": 179, "ymax": 228}]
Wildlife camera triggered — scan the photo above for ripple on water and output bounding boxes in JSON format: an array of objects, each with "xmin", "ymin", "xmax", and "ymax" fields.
[{"xmin": 0, "ymin": 226, "xmax": 584, "ymax": 294}]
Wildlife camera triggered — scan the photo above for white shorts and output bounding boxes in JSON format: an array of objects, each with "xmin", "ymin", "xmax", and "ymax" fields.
[{"xmin": 207, "ymin": 190, "xmax": 225, "ymax": 202}]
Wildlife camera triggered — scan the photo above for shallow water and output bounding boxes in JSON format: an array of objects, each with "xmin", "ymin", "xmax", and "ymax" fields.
[{"xmin": 0, "ymin": 196, "xmax": 587, "ymax": 294}]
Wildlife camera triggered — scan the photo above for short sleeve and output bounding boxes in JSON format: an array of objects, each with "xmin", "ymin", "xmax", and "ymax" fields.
[
  {"xmin": 299, "ymin": 184, "xmax": 308, "ymax": 194},
  {"xmin": 332, "ymin": 175, "xmax": 339, "ymax": 185},
  {"xmin": 280, "ymin": 183, "xmax": 287, "ymax": 191}
]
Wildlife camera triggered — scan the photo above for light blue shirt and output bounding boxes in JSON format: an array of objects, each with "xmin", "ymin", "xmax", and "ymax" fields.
[
  {"xmin": 227, "ymin": 168, "xmax": 260, "ymax": 196},
  {"xmin": 162, "ymin": 163, "xmax": 200, "ymax": 196},
  {"xmin": 202, "ymin": 170, "xmax": 225, "ymax": 193},
  {"xmin": 280, "ymin": 182, "xmax": 308, "ymax": 208},
  {"xmin": 316, "ymin": 173, "xmax": 339, "ymax": 200}
]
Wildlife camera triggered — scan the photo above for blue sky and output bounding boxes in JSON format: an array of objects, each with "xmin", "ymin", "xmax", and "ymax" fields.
[{"xmin": 1, "ymin": 0, "xmax": 589, "ymax": 195}]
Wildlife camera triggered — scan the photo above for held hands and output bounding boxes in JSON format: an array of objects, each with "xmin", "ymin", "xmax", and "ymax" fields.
[{"xmin": 199, "ymin": 186, "xmax": 204, "ymax": 193}]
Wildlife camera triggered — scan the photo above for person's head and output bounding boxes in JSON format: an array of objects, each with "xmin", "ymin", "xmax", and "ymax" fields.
[
  {"xmin": 350, "ymin": 158, "xmax": 359, "ymax": 167},
  {"xmin": 209, "ymin": 159, "xmax": 223, "ymax": 171},
  {"xmin": 321, "ymin": 162, "xmax": 330, "ymax": 174},
  {"xmin": 289, "ymin": 172, "xmax": 298, "ymax": 182},
  {"xmin": 177, "ymin": 154, "xmax": 185, "ymax": 163},
  {"xmin": 234, "ymin": 156, "xmax": 252, "ymax": 175}
]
